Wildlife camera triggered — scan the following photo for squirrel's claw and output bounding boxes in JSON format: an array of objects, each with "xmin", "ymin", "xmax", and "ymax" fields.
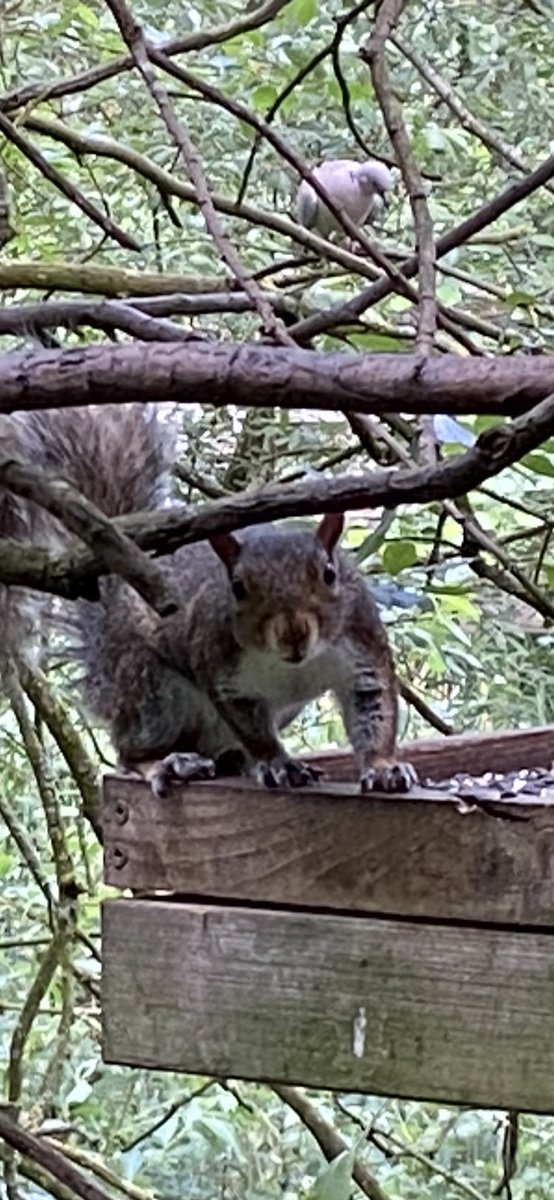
[
  {"xmin": 151, "ymin": 752, "xmax": 215, "ymax": 798},
  {"xmin": 258, "ymin": 755, "xmax": 324, "ymax": 790},
  {"xmin": 360, "ymin": 760, "xmax": 417, "ymax": 795}
]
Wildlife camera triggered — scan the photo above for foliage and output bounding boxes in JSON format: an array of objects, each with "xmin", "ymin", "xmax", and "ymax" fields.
[{"xmin": 1, "ymin": 0, "xmax": 554, "ymax": 1197}]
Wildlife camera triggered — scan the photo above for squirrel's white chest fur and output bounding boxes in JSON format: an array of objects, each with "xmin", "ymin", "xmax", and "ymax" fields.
[{"xmin": 232, "ymin": 644, "xmax": 339, "ymax": 707}]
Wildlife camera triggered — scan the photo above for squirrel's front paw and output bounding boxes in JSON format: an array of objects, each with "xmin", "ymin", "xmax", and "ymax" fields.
[
  {"xmin": 257, "ymin": 756, "xmax": 324, "ymax": 789},
  {"xmin": 151, "ymin": 752, "xmax": 215, "ymax": 799},
  {"xmin": 360, "ymin": 760, "xmax": 417, "ymax": 795}
]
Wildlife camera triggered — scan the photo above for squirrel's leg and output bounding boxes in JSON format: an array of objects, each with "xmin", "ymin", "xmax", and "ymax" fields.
[
  {"xmin": 337, "ymin": 653, "xmax": 417, "ymax": 795},
  {"xmin": 112, "ymin": 662, "xmax": 216, "ymax": 797},
  {"xmin": 212, "ymin": 695, "xmax": 321, "ymax": 789}
]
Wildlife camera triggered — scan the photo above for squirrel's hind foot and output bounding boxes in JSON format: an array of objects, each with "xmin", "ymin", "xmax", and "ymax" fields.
[
  {"xmin": 151, "ymin": 752, "xmax": 215, "ymax": 798},
  {"xmin": 360, "ymin": 760, "xmax": 417, "ymax": 795}
]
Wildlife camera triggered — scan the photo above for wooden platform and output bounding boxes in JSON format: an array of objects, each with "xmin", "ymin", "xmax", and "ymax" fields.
[{"xmin": 101, "ymin": 725, "xmax": 554, "ymax": 1112}]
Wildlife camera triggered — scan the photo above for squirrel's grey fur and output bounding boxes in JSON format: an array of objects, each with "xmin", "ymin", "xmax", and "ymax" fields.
[{"xmin": 1, "ymin": 405, "xmax": 415, "ymax": 796}]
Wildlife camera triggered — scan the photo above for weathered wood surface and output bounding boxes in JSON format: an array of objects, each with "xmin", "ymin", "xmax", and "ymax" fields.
[
  {"xmin": 306, "ymin": 723, "xmax": 554, "ymax": 782},
  {"xmin": 103, "ymin": 773, "xmax": 554, "ymax": 925},
  {"xmin": 102, "ymin": 899, "xmax": 554, "ymax": 1113}
]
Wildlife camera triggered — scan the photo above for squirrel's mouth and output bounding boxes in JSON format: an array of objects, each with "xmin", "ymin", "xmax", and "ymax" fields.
[
  {"xmin": 280, "ymin": 649, "xmax": 307, "ymax": 665},
  {"xmin": 265, "ymin": 611, "xmax": 320, "ymax": 664}
]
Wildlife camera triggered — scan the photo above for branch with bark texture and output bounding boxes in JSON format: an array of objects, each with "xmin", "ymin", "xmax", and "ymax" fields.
[
  {"xmin": 0, "ymin": 460, "xmax": 178, "ymax": 616},
  {"xmin": 104, "ymin": 0, "xmax": 288, "ymax": 343},
  {"xmin": 0, "ymin": 0, "xmax": 294, "ymax": 112},
  {"xmin": 0, "ymin": 1110, "xmax": 115, "ymax": 1200},
  {"xmin": 272, "ymin": 1084, "xmax": 390, "ymax": 1200},
  {"xmin": 0, "ymin": 393, "xmax": 553, "ymax": 599},
  {"xmin": 1, "ymin": 342, "xmax": 554, "ymax": 416},
  {"xmin": 0, "ymin": 293, "xmax": 297, "ymax": 339},
  {"xmin": 0, "ymin": 114, "xmax": 139, "ymax": 252}
]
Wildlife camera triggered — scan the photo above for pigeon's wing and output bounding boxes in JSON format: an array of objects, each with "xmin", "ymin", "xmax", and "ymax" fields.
[{"xmin": 296, "ymin": 179, "xmax": 320, "ymax": 228}]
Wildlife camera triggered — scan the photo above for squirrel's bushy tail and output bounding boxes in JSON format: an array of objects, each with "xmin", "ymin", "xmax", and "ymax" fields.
[
  {"xmin": 0, "ymin": 404, "xmax": 174, "ymax": 680},
  {"xmin": 23, "ymin": 403, "xmax": 174, "ymax": 521}
]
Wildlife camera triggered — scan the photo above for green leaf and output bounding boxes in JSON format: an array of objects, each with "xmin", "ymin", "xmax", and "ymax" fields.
[
  {"xmin": 251, "ymin": 84, "xmax": 279, "ymax": 110},
  {"xmin": 521, "ymin": 451, "xmax": 554, "ymax": 477},
  {"xmin": 504, "ymin": 290, "xmax": 535, "ymax": 308},
  {"xmin": 308, "ymin": 1149, "xmax": 355, "ymax": 1200},
  {"xmin": 286, "ymin": 0, "xmax": 317, "ymax": 24},
  {"xmin": 349, "ymin": 332, "xmax": 414, "ymax": 352},
  {"xmin": 74, "ymin": 3, "xmax": 98, "ymax": 26},
  {"xmin": 382, "ymin": 541, "xmax": 418, "ymax": 575}
]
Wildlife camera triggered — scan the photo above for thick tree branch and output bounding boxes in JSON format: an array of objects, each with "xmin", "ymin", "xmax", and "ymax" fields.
[
  {"xmin": 0, "ymin": 460, "xmax": 178, "ymax": 616},
  {"xmin": 0, "ymin": 259, "xmax": 231, "ymax": 297},
  {"xmin": 0, "ymin": 393, "xmax": 553, "ymax": 598},
  {"xmin": 0, "ymin": 1111, "xmax": 114, "ymax": 1200},
  {"xmin": 1, "ymin": 342, "xmax": 554, "ymax": 416}
]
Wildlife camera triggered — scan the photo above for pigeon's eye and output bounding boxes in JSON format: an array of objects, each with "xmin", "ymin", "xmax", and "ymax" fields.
[
  {"xmin": 323, "ymin": 563, "xmax": 336, "ymax": 586},
  {"xmin": 232, "ymin": 579, "xmax": 247, "ymax": 601}
]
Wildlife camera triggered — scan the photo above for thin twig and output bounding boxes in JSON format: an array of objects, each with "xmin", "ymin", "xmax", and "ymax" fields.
[
  {"xmin": 104, "ymin": 0, "xmax": 290, "ymax": 343},
  {"xmin": 272, "ymin": 1084, "xmax": 391, "ymax": 1200},
  {"xmin": 0, "ymin": 114, "xmax": 139, "ymax": 251},
  {"xmin": 291, "ymin": 152, "xmax": 554, "ymax": 341}
]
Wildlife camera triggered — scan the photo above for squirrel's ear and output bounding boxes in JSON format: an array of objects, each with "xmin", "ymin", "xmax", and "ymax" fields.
[
  {"xmin": 316, "ymin": 512, "xmax": 344, "ymax": 553},
  {"xmin": 209, "ymin": 532, "xmax": 241, "ymax": 572}
]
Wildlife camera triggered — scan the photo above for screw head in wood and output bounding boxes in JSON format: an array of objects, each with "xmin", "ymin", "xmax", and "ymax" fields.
[{"xmin": 113, "ymin": 801, "xmax": 129, "ymax": 825}]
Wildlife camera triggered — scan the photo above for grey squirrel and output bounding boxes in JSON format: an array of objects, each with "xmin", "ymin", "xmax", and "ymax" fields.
[{"xmin": 4, "ymin": 405, "xmax": 416, "ymax": 798}]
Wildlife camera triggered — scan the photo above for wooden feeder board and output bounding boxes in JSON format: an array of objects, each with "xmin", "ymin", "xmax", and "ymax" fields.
[{"xmin": 101, "ymin": 725, "xmax": 554, "ymax": 1114}]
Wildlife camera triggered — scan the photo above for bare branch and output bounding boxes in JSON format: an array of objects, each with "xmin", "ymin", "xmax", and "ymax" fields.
[
  {"xmin": 0, "ymin": 293, "xmax": 297, "ymax": 339},
  {"xmin": 272, "ymin": 1084, "xmax": 391, "ymax": 1200},
  {"xmin": 0, "ymin": 393, "xmax": 554, "ymax": 598},
  {"xmin": 1, "ymin": 342, "xmax": 554, "ymax": 417},
  {"xmin": 291, "ymin": 152, "xmax": 554, "ymax": 341},
  {"xmin": 363, "ymin": 3, "xmax": 437, "ymax": 355},
  {"xmin": 0, "ymin": 1111, "xmax": 115, "ymax": 1200},
  {"xmin": 0, "ymin": 460, "xmax": 178, "ymax": 617},
  {"xmin": 105, "ymin": 0, "xmax": 291, "ymax": 343},
  {"xmin": 0, "ymin": 258, "xmax": 231, "ymax": 298},
  {"xmin": 0, "ymin": 0, "xmax": 294, "ymax": 112},
  {"xmin": 0, "ymin": 113, "xmax": 140, "ymax": 252},
  {"xmin": 17, "ymin": 659, "xmax": 101, "ymax": 839}
]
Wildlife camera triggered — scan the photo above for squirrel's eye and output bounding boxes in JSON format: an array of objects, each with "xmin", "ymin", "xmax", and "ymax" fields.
[
  {"xmin": 323, "ymin": 563, "xmax": 336, "ymax": 586},
  {"xmin": 232, "ymin": 579, "xmax": 247, "ymax": 601}
]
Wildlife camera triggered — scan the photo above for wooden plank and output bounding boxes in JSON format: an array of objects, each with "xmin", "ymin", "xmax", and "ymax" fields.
[
  {"xmin": 103, "ymin": 775, "xmax": 554, "ymax": 925},
  {"xmin": 102, "ymin": 899, "xmax": 554, "ymax": 1113},
  {"xmin": 306, "ymin": 724, "xmax": 554, "ymax": 782}
]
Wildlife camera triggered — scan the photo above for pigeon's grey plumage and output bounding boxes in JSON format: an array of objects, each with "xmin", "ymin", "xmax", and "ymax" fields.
[{"xmin": 297, "ymin": 158, "xmax": 393, "ymax": 239}]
